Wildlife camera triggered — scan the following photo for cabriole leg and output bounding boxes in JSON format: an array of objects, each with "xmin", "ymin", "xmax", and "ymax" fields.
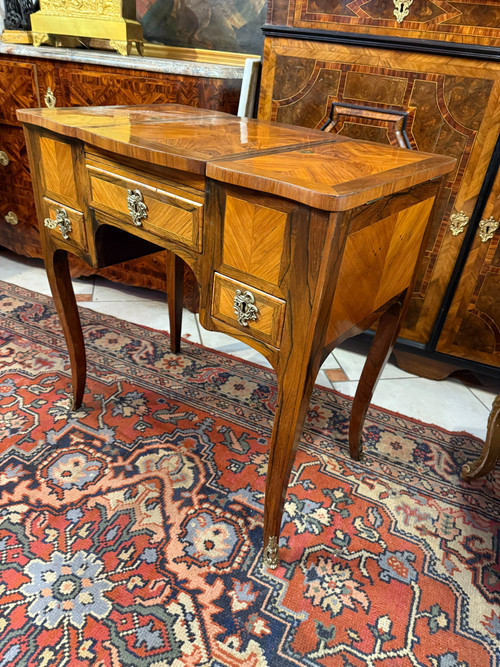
[
  {"xmin": 44, "ymin": 247, "xmax": 86, "ymax": 410},
  {"xmin": 166, "ymin": 250, "xmax": 184, "ymax": 354},
  {"xmin": 349, "ymin": 294, "xmax": 406, "ymax": 460}
]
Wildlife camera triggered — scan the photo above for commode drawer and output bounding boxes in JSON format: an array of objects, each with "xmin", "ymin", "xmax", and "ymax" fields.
[
  {"xmin": 212, "ymin": 273, "xmax": 286, "ymax": 348},
  {"xmin": 86, "ymin": 156, "xmax": 204, "ymax": 251},
  {"xmin": 42, "ymin": 198, "xmax": 87, "ymax": 251}
]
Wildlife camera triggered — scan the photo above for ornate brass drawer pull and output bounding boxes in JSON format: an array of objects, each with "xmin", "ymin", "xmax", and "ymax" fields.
[
  {"xmin": 127, "ymin": 189, "xmax": 148, "ymax": 226},
  {"xmin": 449, "ymin": 210, "xmax": 469, "ymax": 236},
  {"xmin": 5, "ymin": 211, "xmax": 18, "ymax": 226},
  {"xmin": 393, "ymin": 0, "xmax": 413, "ymax": 23},
  {"xmin": 479, "ymin": 217, "xmax": 499, "ymax": 243},
  {"xmin": 44, "ymin": 207, "xmax": 72, "ymax": 240},
  {"xmin": 44, "ymin": 87, "xmax": 56, "ymax": 108},
  {"xmin": 0, "ymin": 150, "xmax": 9, "ymax": 166},
  {"xmin": 233, "ymin": 289, "xmax": 259, "ymax": 327}
]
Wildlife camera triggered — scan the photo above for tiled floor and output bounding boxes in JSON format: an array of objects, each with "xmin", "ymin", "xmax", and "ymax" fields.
[{"xmin": 1, "ymin": 248, "xmax": 499, "ymax": 443}]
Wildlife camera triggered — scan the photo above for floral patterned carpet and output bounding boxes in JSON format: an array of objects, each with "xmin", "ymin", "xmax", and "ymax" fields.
[{"xmin": 0, "ymin": 279, "xmax": 499, "ymax": 667}]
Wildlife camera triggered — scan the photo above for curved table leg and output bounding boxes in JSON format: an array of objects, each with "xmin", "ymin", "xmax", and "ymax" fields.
[
  {"xmin": 462, "ymin": 394, "xmax": 500, "ymax": 481},
  {"xmin": 166, "ymin": 250, "xmax": 183, "ymax": 354},
  {"xmin": 263, "ymin": 357, "xmax": 318, "ymax": 568},
  {"xmin": 44, "ymin": 247, "xmax": 86, "ymax": 410},
  {"xmin": 349, "ymin": 293, "xmax": 406, "ymax": 461}
]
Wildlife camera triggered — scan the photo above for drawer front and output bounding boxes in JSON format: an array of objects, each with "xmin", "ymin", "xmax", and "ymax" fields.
[
  {"xmin": 88, "ymin": 165, "xmax": 203, "ymax": 251},
  {"xmin": 0, "ymin": 60, "xmax": 39, "ymax": 126},
  {"xmin": 42, "ymin": 198, "xmax": 87, "ymax": 251},
  {"xmin": 0, "ymin": 125, "xmax": 33, "ymax": 192},
  {"xmin": 0, "ymin": 191, "xmax": 40, "ymax": 255},
  {"xmin": 212, "ymin": 273, "xmax": 286, "ymax": 348}
]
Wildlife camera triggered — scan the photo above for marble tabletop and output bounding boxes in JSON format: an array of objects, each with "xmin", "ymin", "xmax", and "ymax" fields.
[{"xmin": 0, "ymin": 42, "xmax": 246, "ymax": 79}]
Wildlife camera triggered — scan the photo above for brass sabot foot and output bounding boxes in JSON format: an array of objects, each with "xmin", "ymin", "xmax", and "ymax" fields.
[{"xmin": 263, "ymin": 536, "xmax": 279, "ymax": 569}]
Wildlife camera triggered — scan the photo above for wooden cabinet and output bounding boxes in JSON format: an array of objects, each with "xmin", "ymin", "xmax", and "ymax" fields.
[
  {"xmin": 258, "ymin": 1, "xmax": 500, "ymax": 372},
  {"xmin": 437, "ymin": 155, "xmax": 500, "ymax": 366},
  {"xmin": 0, "ymin": 47, "xmax": 242, "ymax": 307}
]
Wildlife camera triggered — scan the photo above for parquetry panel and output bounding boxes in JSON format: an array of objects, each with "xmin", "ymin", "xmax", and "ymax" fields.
[
  {"xmin": 40, "ymin": 137, "xmax": 78, "ymax": 206},
  {"xmin": 222, "ymin": 195, "xmax": 288, "ymax": 285},
  {"xmin": 0, "ymin": 61, "xmax": 38, "ymax": 125}
]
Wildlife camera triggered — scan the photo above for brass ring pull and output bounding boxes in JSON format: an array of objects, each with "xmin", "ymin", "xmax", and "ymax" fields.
[
  {"xmin": 479, "ymin": 217, "xmax": 499, "ymax": 243},
  {"xmin": 393, "ymin": 0, "xmax": 414, "ymax": 23},
  {"xmin": 233, "ymin": 289, "xmax": 259, "ymax": 327},
  {"xmin": 127, "ymin": 189, "xmax": 148, "ymax": 226},
  {"xmin": 0, "ymin": 150, "xmax": 9, "ymax": 166},
  {"xmin": 4, "ymin": 211, "xmax": 18, "ymax": 226},
  {"xmin": 449, "ymin": 210, "xmax": 469, "ymax": 236},
  {"xmin": 44, "ymin": 207, "xmax": 72, "ymax": 240},
  {"xmin": 44, "ymin": 87, "xmax": 56, "ymax": 108}
]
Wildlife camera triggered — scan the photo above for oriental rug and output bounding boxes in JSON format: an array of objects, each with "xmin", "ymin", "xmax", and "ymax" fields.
[{"xmin": 0, "ymin": 279, "xmax": 499, "ymax": 667}]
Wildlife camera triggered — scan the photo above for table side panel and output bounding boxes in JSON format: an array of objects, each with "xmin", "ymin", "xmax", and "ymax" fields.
[
  {"xmin": 39, "ymin": 135, "xmax": 79, "ymax": 208},
  {"xmin": 327, "ymin": 185, "xmax": 438, "ymax": 343}
]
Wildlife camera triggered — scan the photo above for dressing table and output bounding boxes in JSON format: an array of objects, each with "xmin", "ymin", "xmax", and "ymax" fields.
[{"xmin": 18, "ymin": 105, "xmax": 455, "ymax": 568}]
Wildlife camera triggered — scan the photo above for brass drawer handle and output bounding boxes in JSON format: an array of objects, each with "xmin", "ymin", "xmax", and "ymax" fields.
[
  {"xmin": 449, "ymin": 210, "xmax": 469, "ymax": 236},
  {"xmin": 127, "ymin": 188, "xmax": 148, "ymax": 226},
  {"xmin": 0, "ymin": 150, "xmax": 9, "ymax": 167},
  {"xmin": 44, "ymin": 87, "xmax": 56, "ymax": 108},
  {"xmin": 44, "ymin": 207, "xmax": 72, "ymax": 240},
  {"xmin": 4, "ymin": 211, "xmax": 18, "ymax": 225},
  {"xmin": 479, "ymin": 217, "xmax": 499, "ymax": 243},
  {"xmin": 393, "ymin": 0, "xmax": 413, "ymax": 23},
  {"xmin": 234, "ymin": 289, "xmax": 259, "ymax": 327}
]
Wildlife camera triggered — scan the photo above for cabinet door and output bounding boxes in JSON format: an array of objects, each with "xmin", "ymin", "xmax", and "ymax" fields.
[
  {"xmin": 258, "ymin": 37, "xmax": 500, "ymax": 346},
  {"xmin": 268, "ymin": 0, "xmax": 500, "ymax": 46},
  {"xmin": 436, "ymin": 164, "xmax": 500, "ymax": 366}
]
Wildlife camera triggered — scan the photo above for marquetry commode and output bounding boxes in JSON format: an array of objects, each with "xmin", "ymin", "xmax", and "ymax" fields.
[{"xmin": 18, "ymin": 104, "xmax": 454, "ymax": 568}]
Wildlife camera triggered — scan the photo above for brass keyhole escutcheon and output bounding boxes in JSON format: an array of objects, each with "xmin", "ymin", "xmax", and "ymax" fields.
[
  {"xmin": 233, "ymin": 289, "xmax": 259, "ymax": 327},
  {"xmin": 449, "ymin": 210, "xmax": 469, "ymax": 236},
  {"xmin": 44, "ymin": 87, "xmax": 56, "ymax": 108},
  {"xmin": 393, "ymin": 0, "xmax": 413, "ymax": 22},
  {"xmin": 479, "ymin": 217, "xmax": 499, "ymax": 243},
  {"xmin": 0, "ymin": 150, "xmax": 9, "ymax": 166}
]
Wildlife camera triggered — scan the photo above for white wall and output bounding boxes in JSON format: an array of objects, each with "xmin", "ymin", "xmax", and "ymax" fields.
[{"xmin": 0, "ymin": 0, "xmax": 5, "ymax": 34}]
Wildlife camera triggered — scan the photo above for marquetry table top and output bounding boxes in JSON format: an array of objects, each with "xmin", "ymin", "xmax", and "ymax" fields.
[{"xmin": 18, "ymin": 104, "xmax": 455, "ymax": 211}]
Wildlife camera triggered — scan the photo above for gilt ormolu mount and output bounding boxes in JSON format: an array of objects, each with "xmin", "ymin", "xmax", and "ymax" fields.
[{"xmin": 30, "ymin": 0, "xmax": 143, "ymax": 56}]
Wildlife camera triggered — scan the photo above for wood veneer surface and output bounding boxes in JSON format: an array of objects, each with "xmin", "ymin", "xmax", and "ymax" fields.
[{"xmin": 18, "ymin": 105, "xmax": 455, "ymax": 212}]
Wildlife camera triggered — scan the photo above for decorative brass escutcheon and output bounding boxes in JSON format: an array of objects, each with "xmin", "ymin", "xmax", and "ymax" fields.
[
  {"xmin": 0, "ymin": 150, "xmax": 9, "ymax": 166},
  {"xmin": 4, "ymin": 211, "xmax": 18, "ymax": 226},
  {"xmin": 44, "ymin": 87, "xmax": 56, "ymax": 108},
  {"xmin": 263, "ymin": 536, "xmax": 279, "ymax": 569},
  {"xmin": 233, "ymin": 289, "xmax": 259, "ymax": 327},
  {"xmin": 479, "ymin": 216, "xmax": 499, "ymax": 243},
  {"xmin": 127, "ymin": 189, "xmax": 148, "ymax": 226},
  {"xmin": 449, "ymin": 210, "xmax": 469, "ymax": 236},
  {"xmin": 44, "ymin": 207, "xmax": 72, "ymax": 240},
  {"xmin": 393, "ymin": 0, "xmax": 414, "ymax": 23}
]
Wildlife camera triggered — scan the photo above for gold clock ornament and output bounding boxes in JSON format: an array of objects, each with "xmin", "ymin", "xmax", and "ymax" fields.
[{"xmin": 30, "ymin": 0, "xmax": 144, "ymax": 56}]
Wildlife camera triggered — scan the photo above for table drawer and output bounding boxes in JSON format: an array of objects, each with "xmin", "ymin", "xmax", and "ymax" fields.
[
  {"xmin": 87, "ymin": 161, "xmax": 203, "ymax": 251},
  {"xmin": 212, "ymin": 273, "xmax": 286, "ymax": 348},
  {"xmin": 42, "ymin": 198, "xmax": 87, "ymax": 251}
]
